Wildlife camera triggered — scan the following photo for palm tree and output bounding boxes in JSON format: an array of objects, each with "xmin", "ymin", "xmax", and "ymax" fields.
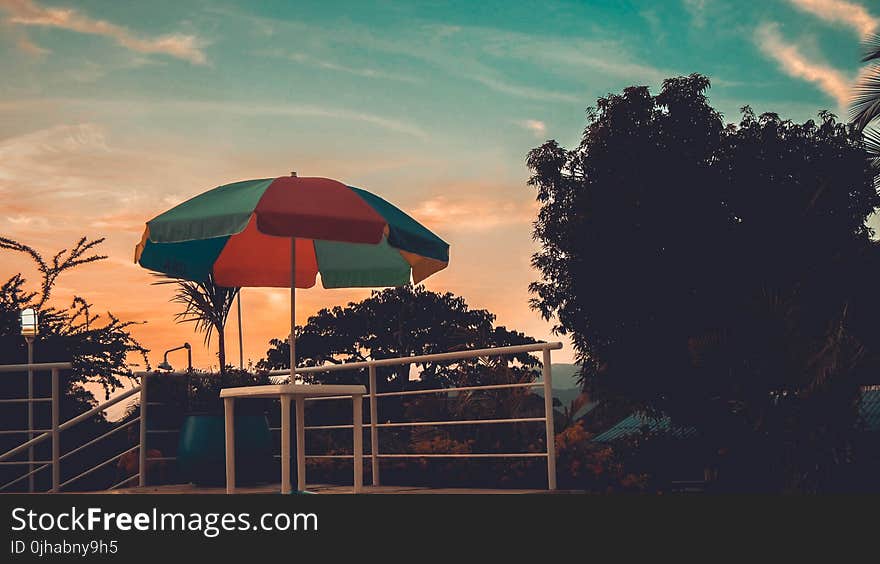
[
  {"xmin": 851, "ymin": 34, "xmax": 880, "ymax": 174},
  {"xmin": 156, "ymin": 274, "xmax": 239, "ymax": 377}
]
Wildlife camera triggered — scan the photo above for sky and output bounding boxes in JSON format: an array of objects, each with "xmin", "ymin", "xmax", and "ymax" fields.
[{"xmin": 1, "ymin": 0, "xmax": 878, "ymax": 374}]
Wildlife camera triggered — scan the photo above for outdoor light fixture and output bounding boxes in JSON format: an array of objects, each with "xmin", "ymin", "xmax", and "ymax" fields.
[
  {"xmin": 20, "ymin": 308, "xmax": 38, "ymax": 337},
  {"xmin": 158, "ymin": 343, "xmax": 192, "ymax": 372},
  {"xmin": 20, "ymin": 307, "xmax": 39, "ymax": 492}
]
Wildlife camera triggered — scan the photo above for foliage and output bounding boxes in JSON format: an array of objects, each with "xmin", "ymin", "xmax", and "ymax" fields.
[
  {"xmin": 0, "ymin": 237, "xmax": 148, "ymax": 491},
  {"xmin": 851, "ymin": 34, "xmax": 880, "ymax": 190},
  {"xmin": 526, "ymin": 74, "xmax": 880, "ymax": 491},
  {"xmin": 131, "ymin": 367, "xmax": 274, "ymax": 418},
  {"xmin": 0, "ymin": 236, "xmax": 148, "ymax": 395},
  {"xmin": 554, "ymin": 421, "xmax": 647, "ymax": 492},
  {"xmin": 182, "ymin": 367, "xmax": 273, "ymax": 414},
  {"xmin": 851, "ymin": 33, "xmax": 880, "ymax": 132},
  {"xmin": 154, "ymin": 274, "xmax": 239, "ymax": 376}
]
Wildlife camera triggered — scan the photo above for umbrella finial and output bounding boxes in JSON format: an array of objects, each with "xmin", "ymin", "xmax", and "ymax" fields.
[{"xmin": 290, "ymin": 171, "xmax": 297, "ymax": 177}]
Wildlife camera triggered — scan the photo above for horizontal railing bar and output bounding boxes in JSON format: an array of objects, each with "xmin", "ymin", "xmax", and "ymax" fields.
[
  {"xmin": 274, "ymin": 454, "xmax": 375, "ymax": 459},
  {"xmin": 59, "ymin": 445, "xmax": 138, "ymax": 490},
  {"xmin": 0, "ymin": 398, "xmax": 52, "ymax": 404},
  {"xmin": 146, "ymin": 429, "xmax": 179, "ymax": 434},
  {"xmin": 378, "ymin": 416, "xmax": 548, "ymax": 428},
  {"xmin": 0, "ymin": 460, "xmax": 52, "ymax": 465},
  {"xmin": 374, "ymin": 453, "xmax": 548, "ymax": 458},
  {"xmin": 294, "ymin": 382, "xmax": 542, "ymax": 404},
  {"xmin": 0, "ymin": 362, "xmax": 72, "ymax": 373},
  {"xmin": 0, "ymin": 463, "xmax": 50, "ymax": 491},
  {"xmin": 145, "ymin": 456, "xmax": 176, "ymax": 462},
  {"xmin": 302, "ymin": 417, "xmax": 546, "ymax": 431},
  {"xmin": 0, "ymin": 431, "xmax": 51, "ymax": 462},
  {"xmin": 60, "ymin": 418, "xmax": 139, "ymax": 461},
  {"xmin": 374, "ymin": 382, "xmax": 542, "ymax": 398},
  {"xmin": 302, "ymin": 453, "xmax": 548, "ymax": 459},
  {"xmin": 58, "ymin": 385, "xmax": 141, "ymax": 432},
  {"xmin": 302, "ymin": 394, "xmax": 364, "ymax": 402},
  {"xmin": 265, "ymin": 341, "xmax": 563, "ymax": 378},
  {"xmin": 0, "ymin": 429, "xmax": 51, "ymax": 435}
]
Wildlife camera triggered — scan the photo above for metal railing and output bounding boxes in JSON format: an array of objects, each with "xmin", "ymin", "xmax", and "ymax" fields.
[
  {"xmin": 0, "ymin": 362, "xmax": 148, "ymax": 493},
  {"xmin": 267, "ymin": 341, "xmax": 562, "ymax": 490},
  {"xmin": 1, "ymin": 341, "xmax": 562, "ymax": 492}
]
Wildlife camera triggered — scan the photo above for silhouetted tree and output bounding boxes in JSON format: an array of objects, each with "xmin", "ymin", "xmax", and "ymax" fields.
[
  {"xmin": 526, "ymin": 74, "xmax": 880, "ymax": 492},
  {"xmin": 0, "ymin": 236, "xmax": 148, "ymax": 395},
  {"xmin": 258, "ymin": 285, "xmax": 539, "ymax": 391},
  {"xmin": 0, "ymin": 236, "xmax": 148, "ymax": 491}
]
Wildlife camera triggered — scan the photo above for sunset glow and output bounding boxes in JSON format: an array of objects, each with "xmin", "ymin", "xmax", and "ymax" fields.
[{"xmin": 2, "ymin": 0, "xmax": 874, "ymax": 370}]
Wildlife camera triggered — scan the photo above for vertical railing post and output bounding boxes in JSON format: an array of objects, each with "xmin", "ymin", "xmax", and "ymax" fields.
[
  {"xmin": 26, "ymin": 338, "xmax": 34, "ymax": 493},
  {"xmin": 51, "ymin": 368, "xmax": 60, "ymax": 492},
  {"xmin": 368, "ymin": 364, "xmax": 380, "ymax": 486},
  {"xmin": 139, "ymin": 372, "xmax": 148, "ymax": 487},
  {"xmin": 225, "ymin": 397, "xmax": 236, "ymax": 494},
  {"xmin": 352, "ymin": 393, "xmax": 363, "ymax": 493},
  {"xmin": 542, "ymin": 346, "xmax": 557, "ymax": 491}
]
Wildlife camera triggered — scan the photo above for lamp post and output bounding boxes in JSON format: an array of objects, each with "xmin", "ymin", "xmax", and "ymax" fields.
[
  {"xmin": 157, "ymin": 343, "xmax": 192, "ymax": 372},
  {"xmin": 20, "ymin": 308, "xmax": 38, "ymax": 493}
]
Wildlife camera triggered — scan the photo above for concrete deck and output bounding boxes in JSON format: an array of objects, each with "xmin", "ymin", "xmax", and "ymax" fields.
[{"xmin": 107, "ymin": 483, "xmax": 554, "ymax": 494}]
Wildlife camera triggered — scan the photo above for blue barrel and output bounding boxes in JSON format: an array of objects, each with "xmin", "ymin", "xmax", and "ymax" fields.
[{"xmin": 177, "ymin": 414, "xmax": 274, "ymax": 486}]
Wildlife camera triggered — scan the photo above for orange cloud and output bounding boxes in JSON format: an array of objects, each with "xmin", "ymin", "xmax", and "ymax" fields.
[
  {"xmin": 754, "ymin": 22, "xmax": 851, "ymax": 109},
  {"xmin": 517, "ymin": 119, "xmax": 547, "ymax": 139},
  {"xmin": 0, "ymin": 0, "xmax": 207, "ymax": 63},
  {"xmin": 411, "ymin": 195, "xmax": 538, "ymax": 232},
  {"xmin": 785, "ymin": 0, "xmax": 878, "ymax": 38}
]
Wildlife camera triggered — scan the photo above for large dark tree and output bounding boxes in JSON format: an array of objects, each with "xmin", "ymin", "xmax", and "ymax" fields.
[{"xmin": 526, "ymin": 74, "xmax": 880, "ymax": 492}]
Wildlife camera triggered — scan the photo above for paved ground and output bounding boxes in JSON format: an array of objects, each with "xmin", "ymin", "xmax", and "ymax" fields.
[{"xmin": 105, "ymin": 483, "xmax": 556, "ymax": 494}]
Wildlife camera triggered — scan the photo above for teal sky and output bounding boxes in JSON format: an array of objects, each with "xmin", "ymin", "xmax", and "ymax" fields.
[{"xmin": 0, "ymin": 0, "xmax": 876, "ymax": 369}]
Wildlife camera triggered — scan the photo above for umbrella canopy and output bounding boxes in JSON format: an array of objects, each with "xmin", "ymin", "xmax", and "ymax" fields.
[
  {"xmin": 135, "ymin": 176, "xmax": 449, "ymax": 288},
  {"xmin": 135, "ymin": 175, "xmax": 449, "ymax": 377}
]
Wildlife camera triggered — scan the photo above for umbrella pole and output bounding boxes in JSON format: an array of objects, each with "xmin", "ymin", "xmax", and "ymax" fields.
[
  {"xmin": 290, "ymin": 238, "xmax": 296, "ymax": 383},
  {"xmin": 237, "ymin": 291, "xmax": 243, "ymax": 369}
]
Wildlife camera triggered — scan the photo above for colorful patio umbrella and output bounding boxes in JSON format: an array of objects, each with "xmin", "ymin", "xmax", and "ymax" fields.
[{"xmin": 134, "ymin": 174, "xmax": 449, "ymax": 378}]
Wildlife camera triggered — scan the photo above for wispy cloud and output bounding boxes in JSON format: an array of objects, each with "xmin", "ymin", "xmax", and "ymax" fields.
[
  {"xmin": 682, "ymin": 0, "xmax": 709, "ymax": 28},
  {"xmin": 412, "ymin": 195, "xmax": 538, "ymax": 232},
  {"xmin": 219, "ymin": 7, "xmax": 665, "ymax": 103},
  {"xmin": 0, "ymin": 97, "xmax": 429, "ymax": 139},
  {"xmin": 0, "ymin": 0, "xmax": 207, "ymax": 63},
  {"xmin": 754, "ymin": 22, "xmax": 851, "ymax": 109},
  {"xmin": 258, "ymin": 50, "xmax": 422, "ymax": 84},
  {"xmin": 516, "ymin": 119, "xmax": 547, "ymax": 138},
  {"xmin": 471, "ymin": 75, "xmax": 579, "ymax": 103},
  {"xmin": 166, "ymin": 100, "xmax": 429, "ymax": 139},
  {"xmin": 784, "ymin": 0, "xmax": 878, "ymax": 38}
]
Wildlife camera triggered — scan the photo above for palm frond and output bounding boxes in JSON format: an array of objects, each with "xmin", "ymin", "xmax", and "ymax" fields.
[
  {"xmin": 154, "ymin": 274, "xmax": 239, "ymax": 347},
  {"xmin": 862, "ymin": 33, "xmax": 880, "ymax": 63},
  {"xmin": 850, "ymin": 64, "xmax": 880, "ymax": 131},
  {"xmin": 864, "ymin": 125, "xmax": 880, "ymax": 173}
]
